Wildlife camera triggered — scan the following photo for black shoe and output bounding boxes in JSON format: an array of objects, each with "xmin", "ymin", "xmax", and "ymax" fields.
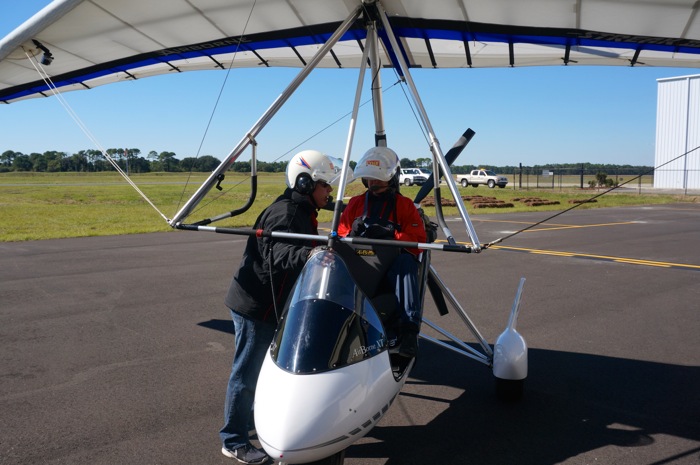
[
  {"xmin": 221, "ymin": 444, "xmax": 269, "ymax": 464},
  {"xmin": 398, "ymin": 330, "xmax": 419, "ymax": 358}
]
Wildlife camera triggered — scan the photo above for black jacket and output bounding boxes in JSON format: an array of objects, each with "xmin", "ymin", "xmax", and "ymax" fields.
[{"xmin": 225, "ymin": 188, "xmax": 319, "ymax": 324}]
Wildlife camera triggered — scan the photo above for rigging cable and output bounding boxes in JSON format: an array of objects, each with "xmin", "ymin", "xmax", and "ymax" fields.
[
  {"xmin": 185, "ymin": 82, "xmax": 402, "ymax": 220},
  {"xmin": 176, "ymin": 0, "xmax": 258, "ymax": 214},
  {"xmin": 22, "ymin": 48, "xmax": 170, "ymax": 223},
  {"xmin": 482, "ymin": 145, "xmax": 700, "ymax": 249}
]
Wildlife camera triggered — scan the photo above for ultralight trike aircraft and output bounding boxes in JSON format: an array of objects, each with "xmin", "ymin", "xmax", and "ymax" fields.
[{"xmin": 2, "ymin": 1, "xmax": 699, "ymax": 463}]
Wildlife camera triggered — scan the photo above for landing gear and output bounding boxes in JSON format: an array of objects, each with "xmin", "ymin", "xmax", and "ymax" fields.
[
  {"xmin": 495, "ymin": 377, "xmax": 524, "ymax": 402},
  {"xmin": 492, "ymin": 278, "xmax": 528, "ymax": 402},
  {"xmin": 302, "ymin": 449, "xmax": 346, "ymax": 465}
]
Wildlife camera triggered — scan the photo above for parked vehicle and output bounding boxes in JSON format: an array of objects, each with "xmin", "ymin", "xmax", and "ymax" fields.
[
  {"xmin": 399, "ymin": 168, "xmax": 431, "ymax": 186},
  {"xmin": 456, "ymin": 169, "xmax": 508, "ymax": 188}
]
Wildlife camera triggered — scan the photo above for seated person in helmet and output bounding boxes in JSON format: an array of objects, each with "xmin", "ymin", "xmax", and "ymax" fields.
[
  {"xmin": 337, "ymin": 146, "xmax": 427, "ymax": 358},
  {"xmin": 220, "ymin": 149, "xmax": 350, "ymax": 463}
]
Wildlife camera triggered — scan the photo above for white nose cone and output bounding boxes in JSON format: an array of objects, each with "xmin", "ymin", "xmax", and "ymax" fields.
[
  {"xmin": 254, "ymin": 350, "xmax": 402, "ymax": 464},
  {"xmin": 493, "ymin": 327, "xmax": 528, "ymax": 380}
]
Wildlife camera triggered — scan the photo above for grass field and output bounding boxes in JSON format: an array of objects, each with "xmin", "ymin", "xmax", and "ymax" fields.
[{"xmin": 0, "ymin": 171, "xmax": 694, "ymax": 242}]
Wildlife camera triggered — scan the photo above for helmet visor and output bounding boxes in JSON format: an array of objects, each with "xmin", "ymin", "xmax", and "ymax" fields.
[{"xmin": 315, "ymin": 156, "xmax": 353, "ymax": 186}]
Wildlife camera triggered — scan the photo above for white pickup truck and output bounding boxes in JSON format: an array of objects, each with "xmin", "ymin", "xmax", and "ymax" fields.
[
  {"xmin": 456, "ymin": 169, "xmax": 508, "ymax": 188},
  {"xmin": 399, "ymin": 168, "xmax": 431, "ymax": 186}
]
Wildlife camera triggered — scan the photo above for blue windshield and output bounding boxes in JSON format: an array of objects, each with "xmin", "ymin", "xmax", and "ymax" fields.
[{"xmin": 270, "ymin": 249, "xmax": 388, "ymax": 374}]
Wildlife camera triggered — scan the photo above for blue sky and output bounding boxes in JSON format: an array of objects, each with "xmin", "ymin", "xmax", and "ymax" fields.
[{"xmin": 2, "ymin": 1, "xmax": 697, "ymax": 167}]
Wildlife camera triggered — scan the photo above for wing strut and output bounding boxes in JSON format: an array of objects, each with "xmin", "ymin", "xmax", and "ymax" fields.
[
  {"xmin": 328, "ymin": 22, "xmax": 372, "ymax": 243},
  {"xmin": 170, "ymin": 4, "xmax": 363, "ymax": 226},
  {"xmin": 373, "ymin": 0, "xmax": 482, "ymax": 250}
]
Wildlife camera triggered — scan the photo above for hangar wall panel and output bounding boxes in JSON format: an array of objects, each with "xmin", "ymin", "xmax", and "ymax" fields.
[{"xmin": 655, "ymin": 74, "xmax": 700, "ymax": 189}]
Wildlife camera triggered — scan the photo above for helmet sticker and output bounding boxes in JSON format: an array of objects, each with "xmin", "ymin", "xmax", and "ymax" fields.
[{"xmin": 298, "ymin": 156, "xmax": 312, "ymax": 169}]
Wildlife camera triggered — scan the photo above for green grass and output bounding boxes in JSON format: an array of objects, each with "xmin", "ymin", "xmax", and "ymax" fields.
[{"xmin": 0, "ymin": 172, "xmax": 694, "ymax": 242}]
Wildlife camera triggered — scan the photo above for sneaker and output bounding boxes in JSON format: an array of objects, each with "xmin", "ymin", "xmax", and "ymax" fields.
[
  {"xmin": 398, "ymin": 330, "xmax": 419, "ymax": 358},
  {"xmin": 221, "ymin": 444, "xmax": 269, "ymax": 464}
]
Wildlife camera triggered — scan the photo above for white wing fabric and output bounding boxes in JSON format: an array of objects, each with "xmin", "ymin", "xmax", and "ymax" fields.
[{"xmin": 1, "ymin": 0, "xmax": 700, "ymax": 103}]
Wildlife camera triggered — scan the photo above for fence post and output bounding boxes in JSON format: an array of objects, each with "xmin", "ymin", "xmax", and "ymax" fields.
[
  {"xmin": 526, "ymin": 169, "xmax": 530, "ymax": 190},
  {"xmin": 519, "ymin": 163, "xmax": 522, "ymax": 190}
]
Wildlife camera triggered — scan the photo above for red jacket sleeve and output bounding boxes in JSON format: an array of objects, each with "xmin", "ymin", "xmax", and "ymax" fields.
[{"xmin": 338, "ymin": 195, "xmax": 364, "ymax": 237}]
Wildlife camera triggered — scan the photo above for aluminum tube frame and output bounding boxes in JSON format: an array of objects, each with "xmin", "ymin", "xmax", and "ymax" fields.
[
  {"xmin": 507, "ymin": 277, "xmax": 526, "ymax": 330},
  {"xmin": 419, "ymin": 320, "xmax": 491, "ymax": 366},
  {"xmin": 330, "ymin": 25, "xmax": 372, "ymax": 236},
  {"xmin": 0, "ymin": 0, "xmax": 83, "ymax": 61},
  {"xmin": 419, "ymin": 333, "xmax": 489, "ymax": 365},
  {"xmin": 194, "ymin": 140, "xmax": 258, "ymax": 225},
  {"xmin": 368, "ymin": 21, "xmax": 387, "ymax": 146},
  {"xmin": 170, "ymin": 5, "xmax": 363, "ymax": 226},
  {"xmin": 428, "ymin": 265, "xmax": 493, "ymax": 357},
  {"xmin": 174, "ymin": 223, "xmax": 475, "ymax": 254},
  {"xmin": 375, "ymin": 1, "xmax": 481, "ymax": 250}
]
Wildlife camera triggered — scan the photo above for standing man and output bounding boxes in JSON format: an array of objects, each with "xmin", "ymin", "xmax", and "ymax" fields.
[
  {"xmin": 220, "ymin": 150, "xmax": 348, "ymax": 464},
  {"xmin": 338, "ymin": 146, "xmax": 427, "ymax": 359}
]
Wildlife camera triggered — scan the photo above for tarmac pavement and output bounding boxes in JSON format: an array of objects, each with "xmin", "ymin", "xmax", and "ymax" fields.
[{"xmin": 1, "ymin": 203, "xmax": 698, "ymax": 465}]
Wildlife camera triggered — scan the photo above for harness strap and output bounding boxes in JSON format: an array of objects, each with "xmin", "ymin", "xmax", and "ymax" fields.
[{"xmin": 362, "ymin": 191, "xmax": 397, "ymax": 225}]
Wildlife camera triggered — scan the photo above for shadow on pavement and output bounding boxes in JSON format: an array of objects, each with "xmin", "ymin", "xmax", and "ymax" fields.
[{"xmin": 350, "ymin": 342, "xmax": 700, "ymax": 464}]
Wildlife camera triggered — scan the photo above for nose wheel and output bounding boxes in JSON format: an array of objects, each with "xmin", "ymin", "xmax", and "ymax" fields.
[{"xmin": 492, "ymin": 278, "xmax": 528, "ymax": 402}]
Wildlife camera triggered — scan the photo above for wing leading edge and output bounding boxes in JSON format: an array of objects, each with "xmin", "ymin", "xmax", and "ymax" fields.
[{"xmin": 1, "ymin": 0, "xmax": 700, "ymax": 104}]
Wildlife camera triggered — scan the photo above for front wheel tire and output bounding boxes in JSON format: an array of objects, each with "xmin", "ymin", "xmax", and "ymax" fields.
[
  {"xmin": 304, "ymin": 450, "xmax": 345, "ymax": 465},
  {"xmin": 495, "ymin": 377, "xmax": 524, "ymax": 402}
]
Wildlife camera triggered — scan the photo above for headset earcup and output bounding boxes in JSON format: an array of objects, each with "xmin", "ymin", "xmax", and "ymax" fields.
[{"xmin": 295, "ymin": 173, "xmax": 315, "ymax": 195}]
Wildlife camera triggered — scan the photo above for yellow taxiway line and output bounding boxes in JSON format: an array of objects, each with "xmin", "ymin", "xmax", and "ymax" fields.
[{"xmin": 487, "ymin": 244, "xmax": 700, "ymax": 271}]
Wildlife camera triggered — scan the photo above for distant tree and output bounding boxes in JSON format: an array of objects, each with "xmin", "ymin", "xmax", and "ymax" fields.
[
  {"xmin": 158, "ymin": 151, "xmax": 179, "ymax": 172},
  {"xmin": 124, "ymin": 148, "xmax": 141, "ymax": 174},
  {"xmin": 1, "ymin": 150, "xmax": 18, "ymax": 167},
  {"xmin": 103, "ymin": 148, "xmax": 120, "ymax": 171},
  {"xmin": 595, "ymin": 172, "xmax": 608, "ymax": 187},
  {"xmin": 258, "ymin": 161, "xmax": 276, "ymax": 173},
  {"xmin": 129, "ymin": 157, "xmax": 151, "ymax": 173},
  {"xmin": 29, "ymin": 152, "xmax": 47, "ymax": 172},
  {"xmin": 180, "ymin": 157, "xmax": 198, "ymax": 171},
  {"xmin": 12, "ymin": 154, "xmax": 32, "ymax": 171},
  {"xmin": 45, "ymin": 151, "xmax": 67, "ymax": 172},
  {"xmin": 196, "ymin": 155, "xmax": 221, "ymax": 172},
  {"xmin": 230, "ymin": 161, "xmax": 251, "ymax": 172},
  {"xmin": 94, "ymin": 157, "xmax": 112, "ymax": 171},
  {"xmin": 415, "ymin": 157, "xmax": 432, "ymax": 169},
  {"xmin": 257, "ymin": 161, "xmax": 287, "ymax": 173},
  {"xmin": 76, "ymin": 149, "xmax": 102, "ymax": 171},
  {"xmin": 68, "ymin": 152, "xmax": 89, "ymax": 172},
  {"xmin": 176, "ymin": 155, "xmax": 221, "ymax": 172},
  {"xmin": 400, "ymin": 157, "xmax": 416, "ymax": 168}
]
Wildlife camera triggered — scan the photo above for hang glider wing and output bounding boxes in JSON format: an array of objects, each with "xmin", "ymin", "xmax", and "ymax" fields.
[{"xmin": 1, "ymin": 0, "xmax": 700, "ymax": 104}]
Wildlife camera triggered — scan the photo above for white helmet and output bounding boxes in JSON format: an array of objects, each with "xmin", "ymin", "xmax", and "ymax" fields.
[
  {"xmin": 353, "ymin": 146, "xmax": 400, "ymax": 182},
  {"xmin": 286, "ymin": 150, "xmax": 352, "ymax": 195}
]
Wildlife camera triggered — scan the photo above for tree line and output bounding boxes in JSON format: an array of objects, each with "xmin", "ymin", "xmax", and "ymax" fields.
[
  {"xmin": 400, "ymin": 157, "xmax": 653, "ymax": 176},
  {"xmin": 0, "ymin": 148, "xmax": 294, "ymax": 174},
  {"xmin": 1, "ymin": 149, "xmax": 652, "ymax": 176}
]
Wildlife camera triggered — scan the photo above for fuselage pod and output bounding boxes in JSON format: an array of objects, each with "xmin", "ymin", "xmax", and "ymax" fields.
[{"xmin": 254, "ymin": 249, "xmax": 409, "ymax": 463}]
